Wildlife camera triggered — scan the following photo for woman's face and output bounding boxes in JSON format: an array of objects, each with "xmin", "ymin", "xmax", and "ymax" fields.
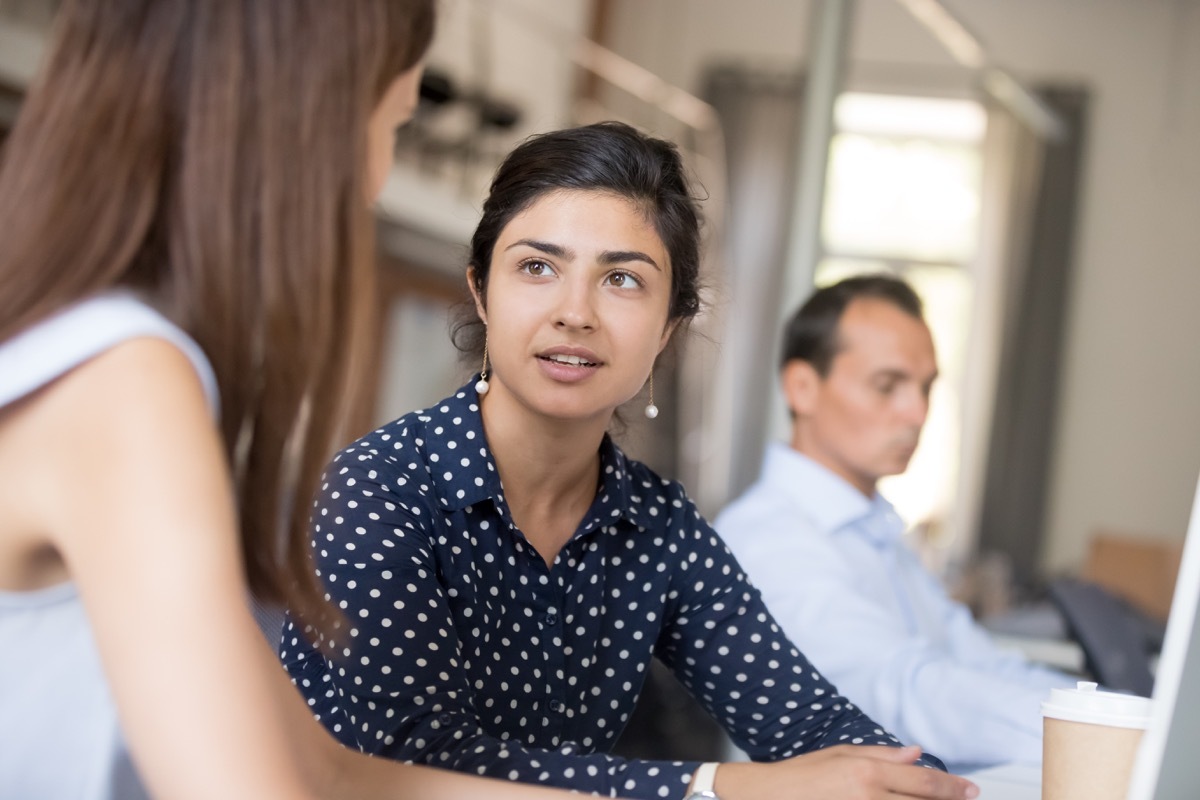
[
  {"xmin": 470, "ymin": 189, "xmax": 676, "ymax": 425},
  {"xmin": 365, "ymin": 64, "xmax": 423, "ymax": 201}
]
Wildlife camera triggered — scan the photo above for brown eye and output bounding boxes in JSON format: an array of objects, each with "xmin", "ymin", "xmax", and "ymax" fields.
[
  {"xmin": 519, "ymin": 259, "xmax": 554, "ymax": 277},
  {"xmin": 604, "ymin": 270, "xmax": 643, "ymax": 289}
]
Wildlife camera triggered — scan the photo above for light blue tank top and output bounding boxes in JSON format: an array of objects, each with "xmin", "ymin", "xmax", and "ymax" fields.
[{"xmin": 0, "ymin": 291, "xmax": 218, "ymax": 799}]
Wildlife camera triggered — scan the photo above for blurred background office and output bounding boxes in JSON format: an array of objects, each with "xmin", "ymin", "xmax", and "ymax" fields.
[{"xmin": 3, "ymin": 0, "xmax": 1198, "ymax": 760}]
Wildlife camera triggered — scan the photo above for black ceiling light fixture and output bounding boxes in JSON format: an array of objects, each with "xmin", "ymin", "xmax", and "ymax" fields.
[
  {"xmin": 418, "ymin": 67, "xmax": 457, "ymax": 110},
  {"xmin": 398, "ymin": 63, "xmax": 524, "ymax": 184}
]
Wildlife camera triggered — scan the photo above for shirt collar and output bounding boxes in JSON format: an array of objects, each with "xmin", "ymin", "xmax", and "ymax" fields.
[
  {"xmin": 404, "ymin": 384, "xmax": 495, "ymax": 512},
  {"xmin": 760, "ymin": 442, "xmax": 904, "ymax": 546},
  {"xmin": 587, "ymin": 436, "xmax": 655, "ymax": 533},
  {"xmin": 421, "ymin": 382, "xmax": 652, "ymax": 533}
]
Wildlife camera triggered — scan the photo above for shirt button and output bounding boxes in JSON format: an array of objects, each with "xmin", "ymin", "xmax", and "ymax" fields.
[
  {"xmin": 549, "ymin": 700, "xmax": 564, "ymax": 713},
  {"xmin": 545, "ymin": 613, "xmax": 558, "ymax": 626}
]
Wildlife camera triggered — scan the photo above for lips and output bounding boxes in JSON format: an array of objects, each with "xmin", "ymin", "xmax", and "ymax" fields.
[{"xmin": 535, "ymin": 346, "xmax": 603, "ymax": 383}]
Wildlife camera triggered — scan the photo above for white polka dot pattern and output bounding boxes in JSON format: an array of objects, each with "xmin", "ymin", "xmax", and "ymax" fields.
[{"xmin": 280, "ymin": 384, "xmax": 944, "ymax": 798}]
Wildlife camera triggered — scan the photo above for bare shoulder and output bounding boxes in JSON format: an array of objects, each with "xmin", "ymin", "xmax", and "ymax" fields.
[
  {"xmin": 57, "ymin": 334, "xmax": 213, "ymax": 418},
  {"xmin": 1, "ymin": 334, "xmax": 216, "ymax": 470},
  {"xmin": 0, "ymin": 336, "xmax": 225, "ymax": 584}
]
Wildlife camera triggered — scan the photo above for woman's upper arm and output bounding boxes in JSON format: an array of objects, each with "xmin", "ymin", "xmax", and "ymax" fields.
[
  {"xmin": 297, "ymin": 454, "xmax": 481, "ymax": 749},
  {"xmin": 29, "ymin": 338, "xmax": 314, "ymax": 799}
]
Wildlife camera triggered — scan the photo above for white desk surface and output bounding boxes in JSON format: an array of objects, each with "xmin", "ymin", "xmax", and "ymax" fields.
[
  {"xmin": 989, "ymin": 632, "xmax": 1085, "ymax": 674},
  {"xmin": 965, "ymin": 763, "xmax": 1041, "ymax": 800}
]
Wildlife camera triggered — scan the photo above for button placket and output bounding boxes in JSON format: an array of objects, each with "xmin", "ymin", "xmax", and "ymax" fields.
[{"xmin": 542, "ymin": 580, "xmax": 568, "ymax": 735}]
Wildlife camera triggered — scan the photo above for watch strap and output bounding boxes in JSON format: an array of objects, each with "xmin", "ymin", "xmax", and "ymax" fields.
[{"xmin": 685, "ymin": 762, "xmax": 720, "ymax": 799}]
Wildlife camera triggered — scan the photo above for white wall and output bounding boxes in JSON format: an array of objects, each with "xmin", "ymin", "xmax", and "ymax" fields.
[{"xmin": 605, "ymin": 0, "xmax": 1200, "ymax": 572}]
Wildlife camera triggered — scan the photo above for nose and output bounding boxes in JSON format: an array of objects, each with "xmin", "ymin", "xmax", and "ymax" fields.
[
  {"xmin": 899, "ymin": 386, "xmax": 930, "ymax": 429},
  {"xmin": 553, "ymin": 277, "xmax": 597, "ymax": 331}
]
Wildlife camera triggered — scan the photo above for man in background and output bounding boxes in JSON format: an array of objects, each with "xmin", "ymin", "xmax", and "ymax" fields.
[{"xmin": 715, "ymin": 274, "xmax": 1075, "ymax": 771}]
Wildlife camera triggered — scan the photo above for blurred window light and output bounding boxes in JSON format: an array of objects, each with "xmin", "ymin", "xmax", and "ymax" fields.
[
  {"xmin": 835, "ymin": 92, "xmax": 986, "ymax": 141},
  {"xmin": 823, "ymin": 134, "xmax": 982, "ymax": 262},
  {"xmin": 825, "ymin": 94, "xmax": 984, "ymax": 264}
]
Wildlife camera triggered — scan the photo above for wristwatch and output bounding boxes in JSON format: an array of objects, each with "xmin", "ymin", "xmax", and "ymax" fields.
[{"xmin": 683, "ymin": 762, "xmax": 721, "ymax": 800}]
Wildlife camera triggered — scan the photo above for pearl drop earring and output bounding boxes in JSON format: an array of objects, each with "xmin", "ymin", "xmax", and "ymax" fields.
[
  {"xmin": 644, "ymin": 369, "xmax": 659, "ymax": 419},
  {"xmin": 475, "ymin": 339, "xmax": 490, "ymax": 395}
]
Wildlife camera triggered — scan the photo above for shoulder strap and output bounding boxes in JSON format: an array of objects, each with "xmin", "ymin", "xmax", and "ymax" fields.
[{"xmin": 0, "ymin": 291, "xmax": 220, "ymax": 415}]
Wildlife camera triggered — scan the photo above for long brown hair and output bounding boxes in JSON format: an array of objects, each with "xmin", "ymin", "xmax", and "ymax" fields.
[{"xmin": 0, "ymin": 0, "xmax": 434, "ymax": 622}]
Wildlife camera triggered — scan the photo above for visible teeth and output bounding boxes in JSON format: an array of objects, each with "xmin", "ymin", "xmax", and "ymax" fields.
[{"xmin": 547, "ymin": 354, "xmax": 592, "ymax": 366}]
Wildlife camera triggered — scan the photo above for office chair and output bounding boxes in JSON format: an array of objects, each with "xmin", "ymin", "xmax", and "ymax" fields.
[{"xmin": 1047, "ymin": 577, "xmax": 1160, "ymax": 697}]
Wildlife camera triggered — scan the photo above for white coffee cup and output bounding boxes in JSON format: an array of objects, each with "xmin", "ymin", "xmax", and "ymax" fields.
[{"xmin": 1041, "ymin": 680, "xmax": 1152, "ymax": 800}]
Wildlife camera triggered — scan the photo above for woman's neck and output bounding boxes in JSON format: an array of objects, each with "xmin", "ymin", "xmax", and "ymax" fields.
[{"xmin": 479, "ymin": 389, "xmax": 609, "ymax": 568}]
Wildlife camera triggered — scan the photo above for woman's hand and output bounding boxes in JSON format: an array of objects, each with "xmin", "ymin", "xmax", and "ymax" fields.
[{"xmin": 712, "ymin": 745, "xmax": 979, "ymax": 800}]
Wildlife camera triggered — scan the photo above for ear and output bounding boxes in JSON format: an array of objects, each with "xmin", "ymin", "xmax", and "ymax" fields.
[
  {"xmin": 466, "ymin": 267, "xmax": 487, "ymax": 325},
  {"xmin": 781, "ymin": 359, "xmax": 821, "ymax": 417},
  {"xmin": 657, "ymin": 317, "xmax": 680, "ymax": 354}
]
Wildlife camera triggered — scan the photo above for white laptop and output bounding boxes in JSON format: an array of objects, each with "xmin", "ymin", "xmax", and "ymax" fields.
[
  {"xmin": 971, "ymin": 472, "xmax": 1200, "ymax": 800},
  {"xmin": 1125, "ymin": 472, "xmax": 1200, "ymax": 799}
]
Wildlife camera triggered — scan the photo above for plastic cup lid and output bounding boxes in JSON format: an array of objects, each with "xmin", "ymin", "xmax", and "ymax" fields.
[{"xmin": 1041, "ymin": 681, "xmax": 1153, "ymax": 729}]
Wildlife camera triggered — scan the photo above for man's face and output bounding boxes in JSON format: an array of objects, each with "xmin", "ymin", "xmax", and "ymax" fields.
[{"xmin": 784, "ymin": 297, "xmax": 938, "ymax": 496}]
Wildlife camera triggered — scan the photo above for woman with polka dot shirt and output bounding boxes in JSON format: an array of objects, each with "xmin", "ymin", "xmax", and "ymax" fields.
[{"xmin": 281, "ymin": 123, "xmax": 978, "ymax": 800}]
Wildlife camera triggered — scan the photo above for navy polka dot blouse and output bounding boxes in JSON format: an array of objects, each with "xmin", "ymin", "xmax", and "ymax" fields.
[{"xmin": 280, "ymin": 383, "xmax": 944, "ymax": 798}]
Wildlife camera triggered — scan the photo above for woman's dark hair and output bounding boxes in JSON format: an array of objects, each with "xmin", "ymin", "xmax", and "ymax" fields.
[
  {"xmin": 781, "ymin": 273, "xmax": 925, "ymax": 375},
  {"xmin": 453, "ymin": 121, "xmax": 703, "ymax": 358},
  {"xmin": 0, "ymin": 0, "xmax": 435, "ymax": 624}
]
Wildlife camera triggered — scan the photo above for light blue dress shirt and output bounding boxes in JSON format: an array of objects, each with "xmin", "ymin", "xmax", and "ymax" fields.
[{"xmin": 715, "ymin": 443, "xmax": 1076, "ymax": 772}]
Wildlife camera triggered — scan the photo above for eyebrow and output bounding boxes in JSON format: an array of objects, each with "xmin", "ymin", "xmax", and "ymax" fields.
[
  {"xmin": 871, "ymin": 367, "xmax": 940, "ymax": 384},
  {"xmin": 600, "ymin": 250, "xmax": 662, "ymax": 271},
  {"xmin": 507, "ymin": 239, "xmax": 572, "ymax": 259},
  {"xmin": 505, "ymin": 239, "xmax": 662, "ymax": 271}
]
